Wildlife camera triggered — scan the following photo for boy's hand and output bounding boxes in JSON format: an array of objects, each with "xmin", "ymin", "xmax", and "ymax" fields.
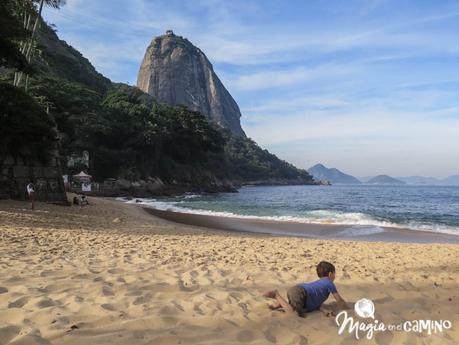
[
  {"xmin": 323, "ymin": 310, "xmax": 336, "ymax": 317},
  {"xmin": 332, "ymin": 292, "xmax": 350, "ymax": 310},
  {"xmin": 338, "ymin": 300, "xmax": 349, "ymax": 310},
  {"xmin": 319, "ymin": 306, "xmax": 336, "ymax": 317}
]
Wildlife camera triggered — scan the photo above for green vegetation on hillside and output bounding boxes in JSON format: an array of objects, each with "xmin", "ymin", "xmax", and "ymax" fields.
[
  {"xmin": 0, "ymin": 0, "xmax": 28, "ymax": 71},
  {"xmin": 26, "ymin": 77, "xmax": 312, "ymax": 186},
  {"xmin": 0, "ymin": 0, "xmax": 57, "ymax": 167},
  {"xmin": 0, "ymin": 83, "xmax": 56, "ymax": 165},
  {"xmin": 36, "ymin": 23, "xmax": 111, "ymax": 92}
]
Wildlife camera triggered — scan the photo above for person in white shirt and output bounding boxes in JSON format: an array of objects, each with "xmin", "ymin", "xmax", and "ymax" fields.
[{"xmin": 26, "ymin": 181, "xmax": 35, "ymax": 210}]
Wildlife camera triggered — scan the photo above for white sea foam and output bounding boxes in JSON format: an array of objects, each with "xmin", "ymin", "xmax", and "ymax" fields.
[
  {"xmin": 117, "ymin": 198, "xmax": 459, "ymax": 236},
  {"xmin": 182, "ymin": 194, "xmax": 200, "ymax": 199},
  {"xmin": 336, "ymin": 226, "xmax": 386, "ymax": 237},
  {"xmin": 115, "ymin": 197, "xmax": 156, "ymax": 204}
]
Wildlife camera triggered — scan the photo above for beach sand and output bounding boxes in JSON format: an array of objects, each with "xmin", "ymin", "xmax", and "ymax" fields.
[{"xmin": 0, "ymin": 196, "xmax": 458, "ymax": 345}]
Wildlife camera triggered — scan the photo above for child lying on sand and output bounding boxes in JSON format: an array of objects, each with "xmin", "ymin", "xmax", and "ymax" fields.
[{"xmin": 263, "ymin": 261, "xmax": 348, "ymax": 317}]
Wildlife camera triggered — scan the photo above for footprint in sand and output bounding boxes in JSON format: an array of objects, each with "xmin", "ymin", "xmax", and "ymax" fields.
[
  {"xmin": 172, "ymin": 301, "xmax": 185, "ymax": 312},
  {"xmin": 236, "ymin": 330, "xmax": 255, "ymax": 343},
  {"xmin": 102, "ymin": 286, "xmax": 114, "ymax": 296},
  {"xmin": 0, "ymin": 325, "xmax": 21, "ymax": 344},
  {"xmin": 193, "ymin": 304, "xmax": 204, "ymax": 315},
  {"xmin": 158, "ymin": 305, "xmax": 177, "ymax": 315},
  {"xmin": 101, "ymin": 303, "xmax": 116, "ymax": 311},
  {"xmin": 8, "ymin": 296, "xmax": 28, "ymax": 308},
  {"xmin": 72, "ymin": 273, "xmax": 92, "ymax": 280},
  {"xmin": 293, "ymin": 335, "xmax": 308, "ymax": 345},
  {"xmin": 225, "ymin": 319, "xmax": 239, "ymax": 328},
  {"xmin": 40, "ymin": 270, "xmax": 55, "ymax": 277},
  {"xmin": 264, "ymin": 329, "xmax": 277, "ymax": 343},
  {"xmin": 238, "ymin": 302, "xmax": 250, "ymax": 316},
  {"xmin": 126, "ymin": 289, "xmax": 143, "ymax": 297},
  {"xmin": 36, "ymin": 298, "xmax": 55, "ymax": 308},
  {"xmin": 374, "ymin": 295, "xmax": 395, "ymax": 304},
  {"xmin": 178, "ymin": 279, "xmax": 199, "ymax": 292},
  {"xmin": 5, "ymin": 276, "xmax": 23, "ymax": 283},
  {"xmin": 133, "ymin": 295, "xmax": 151, "ymax": 305},
  {"xmin": 229, "ymin": 292, "xmax": 241, "ymax": 302}
]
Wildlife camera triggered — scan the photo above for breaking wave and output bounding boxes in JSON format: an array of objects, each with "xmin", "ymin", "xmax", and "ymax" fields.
[{"xmin": 116, "ymin": 197, "xmax": 459, "ymax": 236}]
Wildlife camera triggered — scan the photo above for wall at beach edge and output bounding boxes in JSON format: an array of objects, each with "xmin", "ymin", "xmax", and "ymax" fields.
[{"xmin": 0, "ymin": 153, "xmax": 67, "ymax": 203}]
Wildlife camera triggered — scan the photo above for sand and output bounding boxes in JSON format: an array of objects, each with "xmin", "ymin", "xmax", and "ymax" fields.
[{"xmin": 0, "ymin": 196, "xmax": 458, "ymax": 345}]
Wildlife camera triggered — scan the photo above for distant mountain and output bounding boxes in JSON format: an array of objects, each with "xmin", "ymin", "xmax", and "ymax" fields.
[
  {"xmin": 308, "ymin": 164, "xmax": 361, "ymax": 184},
  {"xmin": 361, "ymin": 175, "xmax": 459, "ymax": 186},
  {"xmin": 397, "ymin": 176, "xmax": 440, "ymax": 185},
  {"xmin": 367, "ymin": 175, "xmax": 406, "ymax": 185},
  {"xmin": 359, "ymin": 176, "xmax": 374, "ymax": 183},
  {"xmin": 394, "ymin": 175, "xmax": 459, "ymax": 185},
  {"xmin": 441, "ymin": 175, "xmax": 459, "ymax": 185}
]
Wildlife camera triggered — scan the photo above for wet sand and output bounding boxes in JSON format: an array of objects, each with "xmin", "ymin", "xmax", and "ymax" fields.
[
  {"xmin": 144, "ymin": 207, "xmax": 459, "ymax": 244},
  {"xmin": 0, "ymin": 196, "xmax": 458, "ymax": 345}
]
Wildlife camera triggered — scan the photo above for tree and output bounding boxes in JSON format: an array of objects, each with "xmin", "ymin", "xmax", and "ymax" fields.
[
  {"xmin": 14, "ymin": 0, "xmax": 65, "ymax": 89},
  {"xmin": 0, "ymin": 83, "xmax": 56, "ymax": 165},
  {"xmin": 0, "ymin": 0, "xmax": 29, "ymax": 70}
]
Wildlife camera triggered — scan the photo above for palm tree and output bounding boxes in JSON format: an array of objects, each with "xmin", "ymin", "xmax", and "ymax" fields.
[{"xmin": 14, "ymin": 0, "xmax": 65, "ymax": 89}]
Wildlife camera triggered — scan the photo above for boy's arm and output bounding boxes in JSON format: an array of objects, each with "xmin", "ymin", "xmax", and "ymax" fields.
[{"xmin": 332, "ymin": 292, "xmax": 349, "ymax": 310}]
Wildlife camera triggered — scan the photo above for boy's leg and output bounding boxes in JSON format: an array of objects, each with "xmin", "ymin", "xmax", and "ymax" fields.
[
  {"xmin": 268, "ymin": 301, "xmax": 283, "ymax": 310},
  {"xmin": 273, "ymin": 291, "xmax": 294, "ymax": 313},
  {"xmin": 286, "ymin": 286, "xmax": 307, "ymax": 317},
  {"xmin": 262, "ymin": 290, "xmax": 294, "ymax": 313}
]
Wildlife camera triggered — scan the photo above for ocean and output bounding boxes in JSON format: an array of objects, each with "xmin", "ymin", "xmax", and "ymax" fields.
[{"xmin": 119, "ymin": 184, "xmax": 459, "ymax": 238}]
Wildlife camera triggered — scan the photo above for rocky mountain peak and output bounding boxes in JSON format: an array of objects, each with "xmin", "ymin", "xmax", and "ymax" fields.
[{"xmin": 137, "ymin": 31, "xmax": 246, "ymax": 137}]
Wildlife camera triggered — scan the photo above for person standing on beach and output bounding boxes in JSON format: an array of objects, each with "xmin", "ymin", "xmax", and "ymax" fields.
[{"xmin": 26, "ymin": 181, "xmax": 35, "ymax": 210}]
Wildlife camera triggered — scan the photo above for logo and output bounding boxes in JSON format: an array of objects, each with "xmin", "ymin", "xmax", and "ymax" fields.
[
  {"xmin": 354, "ymin": 298, "xmax": 375, "ymax": 319},
  {"xmin": 335, "ymin": 297, "xmax": 452, "ymax": 340}
]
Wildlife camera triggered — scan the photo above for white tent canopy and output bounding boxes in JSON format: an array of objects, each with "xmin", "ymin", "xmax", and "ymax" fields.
[{"xmin": 73, "ymin": 171, "xmax": 92, "ymax": 179}]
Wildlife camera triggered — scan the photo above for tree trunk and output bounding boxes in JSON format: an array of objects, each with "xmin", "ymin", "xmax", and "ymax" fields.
[
  {"xmin": 14, "ymin": 10, "xmax": 32, "ymax": 86},
  {"xmin": 25, "ymin": 74, "xmax": 29, "ymax": 92},
  {"xmin": 16, "ymin": 0, "xmax": 44, "ymax": 87},
  {"xmin": 25, "ymin": 0, "xmax": 44, "ymax": 62}
]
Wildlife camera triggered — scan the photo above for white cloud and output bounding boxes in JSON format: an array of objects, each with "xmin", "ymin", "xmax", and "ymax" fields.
[
  {"xmin": 243, "ymin": 96, "xmax": 349, "ymax": 115},
  {"xmin": 229, "ymin": 64, "xmax": 355, "ymax": 91}
]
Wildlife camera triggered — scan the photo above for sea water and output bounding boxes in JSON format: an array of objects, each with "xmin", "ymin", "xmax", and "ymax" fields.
[{"xmin": 121, "ymin": 185, "xmax": 459, "ymax": 236}]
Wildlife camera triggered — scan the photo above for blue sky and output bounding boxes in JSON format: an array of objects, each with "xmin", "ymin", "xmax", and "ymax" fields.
[{"xmin": 43, "ymin": 0, "xmax": 459, "ymax": 178}]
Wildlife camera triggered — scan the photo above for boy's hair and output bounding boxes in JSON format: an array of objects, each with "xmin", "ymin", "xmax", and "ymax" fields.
[{"xmin": 316, "ymin": 261, "xmax": 335, "ymax": 277}]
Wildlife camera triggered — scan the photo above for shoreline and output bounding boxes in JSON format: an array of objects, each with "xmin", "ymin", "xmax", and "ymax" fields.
[
  {"xmin": 143, "ymin": 206, "xmax": 459, "ymax": 244},
  {"xmin": 1, "ymin": 197, "xmax": 458, "ymax": 345}
]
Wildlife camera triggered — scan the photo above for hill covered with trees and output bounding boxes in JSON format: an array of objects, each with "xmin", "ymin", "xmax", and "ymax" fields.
[{"xmin": 0, "ymin": 0, "xmax": 314, "ymax": 196}]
